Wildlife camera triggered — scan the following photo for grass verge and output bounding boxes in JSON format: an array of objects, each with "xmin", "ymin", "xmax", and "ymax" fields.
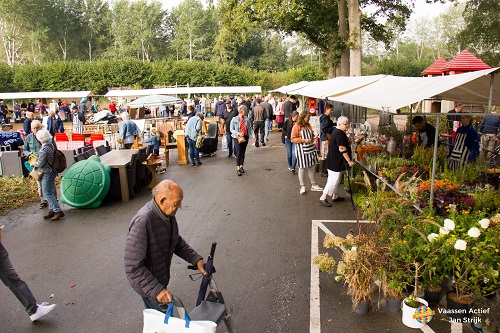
[{"xmin": 0, "ymin": 177, "xmax": 38, "ymax": 215}]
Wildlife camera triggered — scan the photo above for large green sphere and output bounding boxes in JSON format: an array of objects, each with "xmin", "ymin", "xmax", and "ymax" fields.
[{"xmin": 60, "ymin": 156, "xmax": 111, "ymax": 208}]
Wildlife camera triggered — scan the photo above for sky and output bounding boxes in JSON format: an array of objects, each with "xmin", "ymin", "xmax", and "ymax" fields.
[{"xmin": 160, "ymin": 0, "xmax": 453, "ymax": 17}]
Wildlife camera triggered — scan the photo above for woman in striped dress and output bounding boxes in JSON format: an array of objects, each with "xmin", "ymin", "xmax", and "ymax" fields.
[
  {"xmin": 291, "ymin": 110, "xmax": 323, "ymax": 195},
  {"xmin": 448, "ymin": 115, "xmax": 479, "ymax": 170}
]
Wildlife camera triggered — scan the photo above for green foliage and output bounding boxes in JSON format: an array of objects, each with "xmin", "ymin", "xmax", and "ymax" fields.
[
  {"xmin": 0, "ymin": 177, "xmax": 38, "ymax": 215},
  {"xmin": 366, "ymin": 58, "xmax": 429, "ymax": 77}
]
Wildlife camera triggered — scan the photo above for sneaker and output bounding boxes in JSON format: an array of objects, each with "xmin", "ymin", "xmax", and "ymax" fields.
[
  {"xmin": 252, "ymin": 143, "xmax": 256, "ymax": 147},
  {"xmin": 30, "ymin": 302, "xmax": 56, "ymax": 321},
  {"xmin": 237, "ymin": 169, "xmax": 242, "ymax": 176},
  {"xmin": 311, "ymin": 185, "xmax": 324, "ymax": 192},
  {"xmin": 51, "ymin": 211, "xmax": 65, "ymax": 221},
  {"xmin": 196, "ymin": 161, "xmax": 202, "ymax": 166},
  {"xmin": 299, "ymin": 186, "xmax": 306, "ymax": 195},
  {"xmin": 240, "ymin": 167, "xmax": 245, "ymax": 174},
  {"xmin": 158, "ymin": 168, "xmax": 166, "ymax": 174},
  {"xmin": 43, "ymin": 211, "xmax": 55, "ymax": 220},
  {"xmin": 261, "ymin": 142, "xmax": 266, "ymax": 146},
  {"xmin": 191, "ymin": 163, "xmax": 196, "ymax": 166},
  {"xmin": 288, "ymin": 167, "xmax": 293, "ymax": 172},
  {"xmin": 332, "ymin": 197, "xmax": 346, "ymax": 202}
]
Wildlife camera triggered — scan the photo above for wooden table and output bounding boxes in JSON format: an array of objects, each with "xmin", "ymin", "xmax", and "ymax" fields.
[{"xmin": 99, "ymin": 149, "xmax": 138, "ymax": 202}]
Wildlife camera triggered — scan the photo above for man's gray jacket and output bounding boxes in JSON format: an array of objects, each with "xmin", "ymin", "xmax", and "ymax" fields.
[{"xmin": 124, "ymin": 199, "xmax": 202, "ymax": 299}]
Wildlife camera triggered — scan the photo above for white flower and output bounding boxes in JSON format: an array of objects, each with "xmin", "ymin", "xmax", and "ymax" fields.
[
  {"xmin": 427, "ymin": 233, "xmax": 439, "ymax": 242},
  {"xmin": 467, "ymin": 227, "xmax": 481, "ymax": 238},
  {"xmin": 439, "ymin": 227, "xmax": 449, "ymax": 235},
  {"xmin": 454, "ymin": 239, "xmax": 467, "ymax": 251},
  {"xmin": 479, "ymin": 219, "xmax": 490, "ymax": 229},
  {"xmin": 444, "ymin": 219, "xmax": 455, "ymax": 231}
]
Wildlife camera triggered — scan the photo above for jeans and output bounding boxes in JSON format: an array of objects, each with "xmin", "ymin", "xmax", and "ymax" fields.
[
  {"xmin": 264, "ymin": 119, "xmax": 272, "ymax": 141},
  {"xmin": 42, "ymin": 170, "xmax": 61, "ymax": 212},
  {"xmin": 233, "ymin": 136, "xmax": 248, "ymax": 167},
  {"xmin": 253, "ymin": 121, "xmax": 265, "ymax": 144},
  {"xmin": 285, "ymin": 138, "xmax": 297, "ymax": 169},
  {"xmin": 186, "ymin": 137, "xmax": 200, "ymax": 164},
  {"xmin": 226, "ymin": 131, "xmax": 234, "ymax": 156},
  {"xmin": 0, "ymin": 242, "xmax": 38, "ymax": 315}
]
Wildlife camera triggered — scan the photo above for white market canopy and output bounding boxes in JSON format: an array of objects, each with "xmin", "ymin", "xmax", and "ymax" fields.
[
  {"xmin": 0, "ymin": 91, "xmax": 93, "ymax": 100},
  {"xmin": 269, "ymin": 81, "xmax": 310, "ymax": 94},
  {"xmin": 285, "ymin": 75, "xmax": 386, "ymax": 99},
  {"xmin": 327, "ymin": 68, "xmax": 499, "ymax": 113},
  {"xmin": 105, "ymin": 86, "xmax": 262, "ymax": 98},
  {"xmin": 129, "ymin": 95, "xmax": 182, "ymax": 108}
]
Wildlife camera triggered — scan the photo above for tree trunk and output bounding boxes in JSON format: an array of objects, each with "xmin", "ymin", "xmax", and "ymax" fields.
[
  {"xmin": 337, "ymin": 0, "xmax": 349, "ymax": 76},
  {"xmin": 347, "ymin": 0, "xmax": 362, "ymax": 76}
]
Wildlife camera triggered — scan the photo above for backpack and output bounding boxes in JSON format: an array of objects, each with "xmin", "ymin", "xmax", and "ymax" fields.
[{"xmin": 51, "ymin": 143, "xmax": 67, "ymax": 173}]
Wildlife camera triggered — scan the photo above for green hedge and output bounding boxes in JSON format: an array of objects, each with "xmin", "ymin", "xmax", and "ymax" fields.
[{"xmin": 0, "ymin": 59, "xmax": 326, "ymax": 95}]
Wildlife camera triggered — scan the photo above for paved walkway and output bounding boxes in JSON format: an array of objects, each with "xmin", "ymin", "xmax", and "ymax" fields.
[{"xmin": 0, "ymin": 130, "xmax": 480, "ymax": 333}]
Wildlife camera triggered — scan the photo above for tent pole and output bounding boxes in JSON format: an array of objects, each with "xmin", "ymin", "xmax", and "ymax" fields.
[
  {"xmin": 488, "ymin": 73, "xmax": 494, "ymax": 113},
  {"xmin": 429, "ymin": 115, "xmax": 441, "ymax": 204}
]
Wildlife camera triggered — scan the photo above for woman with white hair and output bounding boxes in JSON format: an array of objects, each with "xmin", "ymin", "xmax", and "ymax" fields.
[
  {"xmin": 31, "ymin": 129, "xmax": 64, "ymax": 220},
  {"xmin": 319, "ymin": 116, "xmax": 355, "ymax": 206}
]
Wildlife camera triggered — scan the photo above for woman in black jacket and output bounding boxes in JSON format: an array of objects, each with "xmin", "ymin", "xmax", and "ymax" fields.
[{"xmin": 282, "ymin": 111, "xmax": 299, "ymax": 172}]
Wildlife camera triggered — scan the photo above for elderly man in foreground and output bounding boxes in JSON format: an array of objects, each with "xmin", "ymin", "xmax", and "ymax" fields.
[{"xmin": 125, "ymin": 180, "xmax": 206, "ymax": 312}]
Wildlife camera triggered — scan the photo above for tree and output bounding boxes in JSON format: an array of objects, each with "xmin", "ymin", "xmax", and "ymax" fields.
[
  {"xmin": 457, "ymin": 0, "xmax": 499, "ymax": 65},
  {"xmin": 108, "ymin": 0, "xmax": 168, "ymax": 61},
  {"xmin": 77, "ymin": 0, "xmax": 111, "ymax": 61},
  {"xmin": 170, "ymin": 0, "xmax": 218, "ymax": 62}
]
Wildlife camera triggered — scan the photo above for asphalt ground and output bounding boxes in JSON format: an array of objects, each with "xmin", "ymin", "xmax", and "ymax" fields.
[{"xmin": 0, "ymin": 130, "xmax": 487, "ymax": 332}]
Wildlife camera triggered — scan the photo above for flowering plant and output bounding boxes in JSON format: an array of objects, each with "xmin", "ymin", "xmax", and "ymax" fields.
[{"xmin": 427, "ymin": 210, "xmax": 500, "ymax": 302}]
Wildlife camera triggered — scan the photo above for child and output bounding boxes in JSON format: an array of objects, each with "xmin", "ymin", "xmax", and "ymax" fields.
[{"xmin": 144, "ymin": 128, "xmax": 166, "ymax": 174}]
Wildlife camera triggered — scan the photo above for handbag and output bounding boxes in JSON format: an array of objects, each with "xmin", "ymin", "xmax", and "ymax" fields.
[
  {"xmin": 237, "ymin": 135, "xmax": 246, "ymax": 144},
  {"xmin": 195, "ymin": 133, "xmax": 203, "ymax": 149},
  {"xmin": 143, "ymin": 302, "xmax": 216, "ymax": 333},
  {"xmin": 30, "ymin": 168, "xmax": 43, "ymax": 181}
]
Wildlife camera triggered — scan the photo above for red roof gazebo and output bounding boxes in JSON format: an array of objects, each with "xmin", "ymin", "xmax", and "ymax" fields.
[
  {"xmin": 441, "ymin": 50, "xmax": 491, "ymax": 75},
  {"xmin": 422, "ymin": 57, "xmax": 449, "ymax": 76}
]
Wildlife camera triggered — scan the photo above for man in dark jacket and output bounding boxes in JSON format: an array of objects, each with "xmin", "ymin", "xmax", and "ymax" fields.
[
  {"xmin": 125, "ymin": 180, "xmax": 206, "ymax": 311},
  {"xmin": 412, "ymin": 116, "xmax": 436, "ymax": 148},
  {"xmin": 251, "ymin": 98, "xmax": 267, "ymax": 147},
  {"xmin": 283, "ymin": 95, "xmax": 297, "ymax": 121},
  {"xmin": 319, "ymin": 103, "xmax": 335, "ymax": 176}
]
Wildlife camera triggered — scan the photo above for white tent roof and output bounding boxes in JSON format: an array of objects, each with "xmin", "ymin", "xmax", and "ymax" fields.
[
  {"xmin": 0, "ymin": 91, "xmax": 93, "ymax": 100},
  {"xmin": 129, "ymin": 95, "xmax": 182, "ymax": 108},
  {"xmin": 269, "ymin": 81, "xmax": 310, "ymax": 94},
  {"xmin": 328, "ymin": 68, "xmax": 499, "ymax": 113},
  {"xmin": 105, "ymin": 86, "xmax": 262, "ymax": 97},
  {"xmin": 286, "ymin": 75, "xmax": 386, "ymax": 99}
]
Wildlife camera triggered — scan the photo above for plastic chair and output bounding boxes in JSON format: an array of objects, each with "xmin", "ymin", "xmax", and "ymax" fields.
[
  {"xmin": 74, "ymin": 153, "xmax": 86, "ymax": 162},
  {"xmin": 127, "ymin": 153, "xmax": 138, "ymax": 199},
  {"xmin": 89, "ymin": 133, "xmax": 104, "ymax": 145},
  {"xmin": 136, "ymin": 147, "xmax": 149, "ymax": 190},
  {"xmin": 72, "ymin": 133, "xmax": 85, "ymax": 141},
  {"xmin": 95, "ymin": 145, "xmax": 109, "ymax": 156},
  {"xmin": 83, "ymin": 149, "xmax": 96, "ymax": 159},
  {"xmin": 54, "ymin": 133, "xmax": 69, "ymax": 142}
]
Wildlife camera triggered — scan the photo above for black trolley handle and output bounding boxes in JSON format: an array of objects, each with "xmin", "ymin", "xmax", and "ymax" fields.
[{"xmin": 187, "ymin": 242, "xmax": 217, "ymax": 270}]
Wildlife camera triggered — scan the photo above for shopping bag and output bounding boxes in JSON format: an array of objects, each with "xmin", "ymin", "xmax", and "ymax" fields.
[
  {"xmin": 143, "ymin": 303, "xmax": 216, "ymax": 333},
  {"xmin": 221, "ymin": 137, "xmax": 228, "ymax": 151}
]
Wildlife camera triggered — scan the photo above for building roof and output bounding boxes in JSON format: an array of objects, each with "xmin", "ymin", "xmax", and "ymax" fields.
[
  {"xmin": 421, "ymin": 57, "xmax": 449, "ymax": 75},
  {"xmin": 441, "ymin": 50, "xmax": 491, "ymax": 72}
]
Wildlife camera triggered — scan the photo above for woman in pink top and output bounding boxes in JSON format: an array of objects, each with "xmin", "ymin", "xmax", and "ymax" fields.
[{"xmin": 275, "ymin": 97, "xmax": 284, "ymax": 131}]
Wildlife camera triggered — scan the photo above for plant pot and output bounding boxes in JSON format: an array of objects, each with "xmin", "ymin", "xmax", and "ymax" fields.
[
  {"xmin": 482, "ymin": 328, "xmax": 498, "ymax": 333},
  {"xmin": 353, "ymin": 300, "xmax": 371, "ymax": 315},
  {"xmin": 445, "ymin": 290, "xmax": 473, "ymax": 320},
  {"xmin": 424, "ymin": 288, "xmax": 442, "ymax": 304},
  {"xmin": 386, "ymin": 297, "xmax": 401, "ymax": 312},
  {"xmin": 402, "ymin": 297, "xmax": 428, "ymax": 329}
]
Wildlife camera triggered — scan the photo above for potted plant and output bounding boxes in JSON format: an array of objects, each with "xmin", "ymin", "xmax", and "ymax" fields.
[
  {"xmin": 402, "ymin": 294, "xmax": 429, "ymax": 329},
  {"xmin": 314, "ymin": 233, "xmax": 377, "ymax": 314},
  {"xmin": 483, "ymin": 318, "xmax": 498, "ymax": 333},
  {"xmin": 430, "ymin": 212, "xmax": 500, "ymax": 321}
]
